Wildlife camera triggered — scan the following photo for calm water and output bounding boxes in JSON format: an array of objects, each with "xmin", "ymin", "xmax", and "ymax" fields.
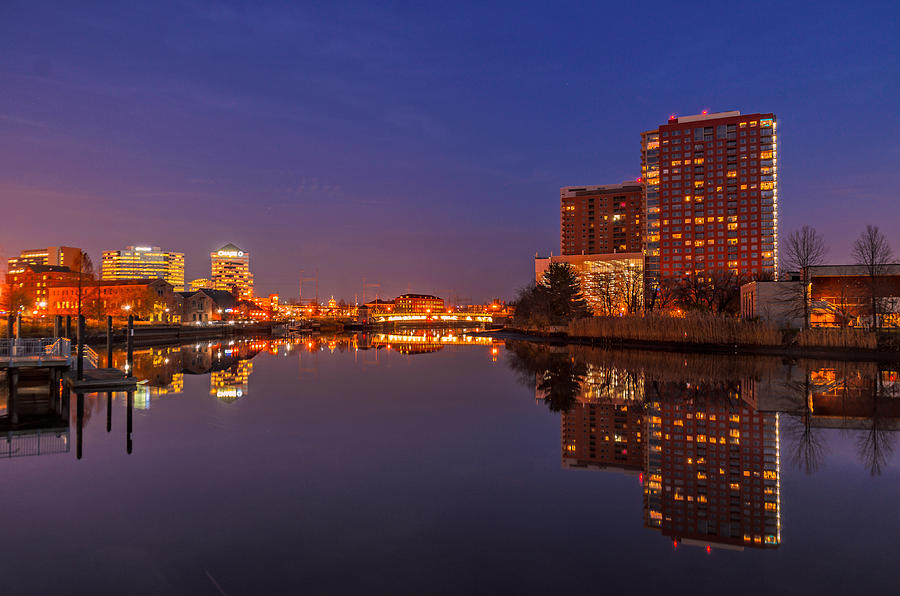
[{"xmin": 2, "ymin": 331, "xmax": 898, "ymax": 595}]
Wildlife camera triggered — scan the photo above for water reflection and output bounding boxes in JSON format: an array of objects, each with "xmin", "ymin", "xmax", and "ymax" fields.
[
  {"xmin": 506, "ymin": 342, "xmax": 900, "ymax": 551},
  {"xmin": 0, "ymin": 376, "xmax": 69, "ymax": 459}
]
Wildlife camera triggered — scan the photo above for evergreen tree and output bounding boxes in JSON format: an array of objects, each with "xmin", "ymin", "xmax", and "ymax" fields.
[{"xmin": 540, "ymin": 262, "xmax": 590, "ymax": 323}]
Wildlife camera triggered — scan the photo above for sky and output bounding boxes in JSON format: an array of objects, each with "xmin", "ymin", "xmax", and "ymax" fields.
[{"xmin": 1, "ymin": 0, "xmax": 898, "ymax": 302}]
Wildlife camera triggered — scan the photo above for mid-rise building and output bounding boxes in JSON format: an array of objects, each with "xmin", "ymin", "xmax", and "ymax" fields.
[
  {"xmin": 560, "ymin": 181, "xmax": 643, "ymax": 255},
  {"xmin": 4, "ymin": 264, "xmax": 81, "ymax": 314},
  {"xmin": 642, "ymin": 111, "xmax": 778, "ymax": 282},
  {"xmin": 101, "ymin": 245, "xmax": 185, "ymax": 291},
  {"xmin": 7, "ymin": 246, "xmax": 82, "ymax": 275},
  {"xmin": 210, "ymin": 243, "xmax": 253, "ymax": 299},
  {"xmin": 189, "ymin": 278, "xmax": 213, "ymax": 292},
  {"xmin": 48, "ymin": 279, "xmax": 181, "ymax": 322},
  {"xmin": 394, "ymin": 294, "xmax": 444, "ymax": 313}
]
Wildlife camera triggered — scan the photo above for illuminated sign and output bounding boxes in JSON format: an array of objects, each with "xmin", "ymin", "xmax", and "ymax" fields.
[
  {"xmin": 217, "ymin": 251, "xmax": 244, "ymax": 257},
  {"xmin": 134, "ymin": 246, "xmax": 153, "ymax": 252}
]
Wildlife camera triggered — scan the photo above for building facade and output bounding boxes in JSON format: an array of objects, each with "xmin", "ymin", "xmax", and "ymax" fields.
[
  {"xmin": 535, "ymin": 252, "xmax": 645, "ymax": 315},
  {"xmin": 48, "ymin": 279, "xmax": 181, "ymax": 322},
  {"xmin": 210, "ymin": 244, "xmax": 253, "ymax": 299},
  {"xmin": 740, "ymin": 280, "xmax": 804, "ymax": 328},
  {"xmin": 7, "ymin": 246, "xmax": 82, "ymax": 275},
  {"xmin": 180, "ymin": 289, "xmax": 238, "ymax": 324},
  {"xmin": 394, "ymin": 294, "xmax": 444, "ymax": 313},
  {"xmin": 807, "ymin": 265, "xmax": 900, "ymax": 328},
  {"xmin": 560, "ymin": 182, "xmax": 643, "ymax": 255},
  {"xmin": 3, "ymin": 264, "xmax": 81, "ymax": 314},
  {"xmin": 740, "ymin": 265, "xmax": 900, "ymax": 328},
  {"xmin": 642, "ymin": 111, "xmax": 777, "ymax": 282},
  {"xmin": 189, "ymin": 278, "xmax": 212, "ymax": 292},
  {"xmin": 101, "ymin": 245, "xmax": 185, "ymax": 291}
]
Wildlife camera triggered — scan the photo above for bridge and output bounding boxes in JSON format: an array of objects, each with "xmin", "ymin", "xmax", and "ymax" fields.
[{"xmin": 368, "ymin": 313, "xmax": 494, "ymax": 324}]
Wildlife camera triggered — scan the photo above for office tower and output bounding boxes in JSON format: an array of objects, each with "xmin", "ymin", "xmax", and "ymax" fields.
[
  {"xmin": 560, "ymin": 181, "xmax": 644, "ymax": 256},
  {"xmin": 7, "ymin": 246, "xmax": 82, "ymax": 275},
  {"xmin": 210, "ymin": 243, "xmax": 253, "ymax": 299},
  {"xmin": 642, "ymin": 111, "xmax": 777, "ymax": 282},
  {"xmin": 101, "ymin": 245, "xmax": 185, "ymax": 291}
]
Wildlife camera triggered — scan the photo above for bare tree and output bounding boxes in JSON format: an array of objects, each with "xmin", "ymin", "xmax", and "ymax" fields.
[
  {"xmin": 782, "ymin": 226, "xmax": 827, "ymax": 328},
  {"xmin": 852, "ymin": 225, "xmax": 894, "ymax": 329},
  {"xmin": 74, "ymin": 250, "xmax": 94, "ymax": 327}
]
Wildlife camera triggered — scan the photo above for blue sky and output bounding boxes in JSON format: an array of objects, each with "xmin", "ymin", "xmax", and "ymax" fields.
[{"xmin": 1, "ymin": 0, "xmax": 898, "ymax": 300}]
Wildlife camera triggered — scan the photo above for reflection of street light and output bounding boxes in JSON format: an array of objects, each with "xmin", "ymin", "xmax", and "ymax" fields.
[{"xmin": 123, "ymin": 304, "xmax": 132, "ymax": 311}]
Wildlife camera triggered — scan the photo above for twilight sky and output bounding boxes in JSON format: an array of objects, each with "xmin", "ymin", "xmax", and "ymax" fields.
[{"xmin": 1, "ymin": 0, "xmax": 898, "ymax": 301}]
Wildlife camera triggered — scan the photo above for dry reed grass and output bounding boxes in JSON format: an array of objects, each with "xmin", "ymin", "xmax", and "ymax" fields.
[
  {"xmin": 793, "ymin": 327, "xmax": 878, "ymax": 350},
  {"xmin": 568, "ymin": 313, "xmax": 781, "ymax": 347}
]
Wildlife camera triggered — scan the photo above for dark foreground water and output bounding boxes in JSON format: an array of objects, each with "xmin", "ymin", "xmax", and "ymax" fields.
[{"xmin": 2, "ymin": 332, "xmax": 898, "ymax": 595}]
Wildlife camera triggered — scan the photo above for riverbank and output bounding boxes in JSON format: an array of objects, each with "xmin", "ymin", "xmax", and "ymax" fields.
[
  {"xmin": 473, "ymin": 327, "xmax": 900, "ymax": 363},
  {"xmin": 4, "ymin": 322, "xmax": 274, "ymax": 348}
]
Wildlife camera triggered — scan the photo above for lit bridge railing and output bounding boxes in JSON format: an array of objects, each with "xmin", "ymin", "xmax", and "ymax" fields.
[{"xmin": 371, "ymin": 313, "xmax": 494, "ymax": 323}]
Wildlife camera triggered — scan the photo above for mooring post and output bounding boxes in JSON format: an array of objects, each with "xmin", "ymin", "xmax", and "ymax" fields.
[
  {"xmin": 106, "ymin": 391, "xmax": 112, "ymax": 433},
  {"xmin": 61, "ymin": 383, "xmax": 70, "ymax": 418},
  {"xmin": 76, "ymin": 392, "xmax": 84, "ymax": 460},
  {"xmin": 54, "ymin": 315, "xmax": 62, "ymax": 339},
  {"xmin": 126, "ymin": 390, "xmax": 134, "ymax": 455},
  {"xmin": 106, "ymin": 315, "xmax": 113, "ymax": 368},
  {"xmin": 8, "ymin": 369, "xmax": 18, "ymax": 425},
  {"xmin": 126, "ymin": 315, "xmax": 134, "ymax": 374},
  {"xmin": 76, "ymin": 315, "xmax": 85, "ymax": 380},
  {"xmin": 48, "ymin": 368, "xmax": 59, "ymax": 410}
]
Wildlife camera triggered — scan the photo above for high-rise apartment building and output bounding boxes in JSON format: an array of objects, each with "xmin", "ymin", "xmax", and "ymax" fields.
[
  {"xmin": 642, "ymin": 111, "xmax": 777, "ymax": 281},
  {"xmin": 560, "ymin": 182, "xmax": 643, "ymax": 255},
  {"xmin": 7, "ymin": 246, "xmax": 82, "ymax": 275},
  {"xmin": 101, "ymin": 245, "xmax": 185, "ymax": 291},
  {"xmin": 211, "ymin": 243, "xmax": 253, "ymax": 299}
]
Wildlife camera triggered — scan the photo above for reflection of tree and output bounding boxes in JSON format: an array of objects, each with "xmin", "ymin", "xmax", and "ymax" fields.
[
  {"xmin": 858, "ymin": 375, "xmax": 897, "ymax": 476},
  {"xmin": 783, "ymin": 373, "xmax": 827, "ymax": 474},
  {"xmin": 506, "ymin": 341, "xmax": 586, "ymax": 412}
]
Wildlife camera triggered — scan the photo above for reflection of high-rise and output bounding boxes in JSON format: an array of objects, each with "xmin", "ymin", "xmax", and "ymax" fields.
[
  {"xmin": 644, "ymin": 385, "xmax": 780, "ymax": 550},
  {"xmin": 115, "ymin": 347, "xmax": 185, "ymax": 397},
  {"xmin": 210, "ymin": 360, "xmax": 253, "ymax": 402},
  {"xmin": 561, "ymin": 365, "xmax": 644, "ymax": 473}
]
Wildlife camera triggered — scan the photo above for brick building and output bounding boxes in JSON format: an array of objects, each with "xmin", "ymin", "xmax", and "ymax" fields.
[
  {"xmin": 560, "ymin": 182, "xmax": 643, "ymax": 255},
  {"xmin": 642, "ymin": 111, "xmax": 777, "ymax": 282},
  {"xmin": 394, "ymin": 294, "xmax": 444, "ymax": 313},
  {"xmin": 48, "ymin": 279, "xmax": 181, "ymax": 322},
  {"xmin": 4, "ymin": 264, "xmax": 81, "ymax": 314}
]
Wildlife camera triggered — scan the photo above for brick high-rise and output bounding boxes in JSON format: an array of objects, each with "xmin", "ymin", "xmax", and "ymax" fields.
[
  {"xmin": 641, "ymin": 111, "xmax": 778, "ymax": 282},
  {"xmin": 560, "ymin": 181, "xmax": 643, "ymax": 256}
]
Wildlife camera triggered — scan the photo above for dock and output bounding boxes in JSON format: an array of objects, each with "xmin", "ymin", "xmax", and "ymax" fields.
[{"xmin": 65, "ymin": 368, "xmax": 137, "ymax": 391}]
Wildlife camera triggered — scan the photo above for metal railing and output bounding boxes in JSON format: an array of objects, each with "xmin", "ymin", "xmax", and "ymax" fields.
[
  {"xmin": 1, "ymin": 429, "xmax": 70, "ymax": 458},
  {"xmin": 82, "ymin": 345, "xmax": 100, "ymax": 369},
  {"xmin": 0, "ymin": 338, "xmax": 72, "ymax": 365}
]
